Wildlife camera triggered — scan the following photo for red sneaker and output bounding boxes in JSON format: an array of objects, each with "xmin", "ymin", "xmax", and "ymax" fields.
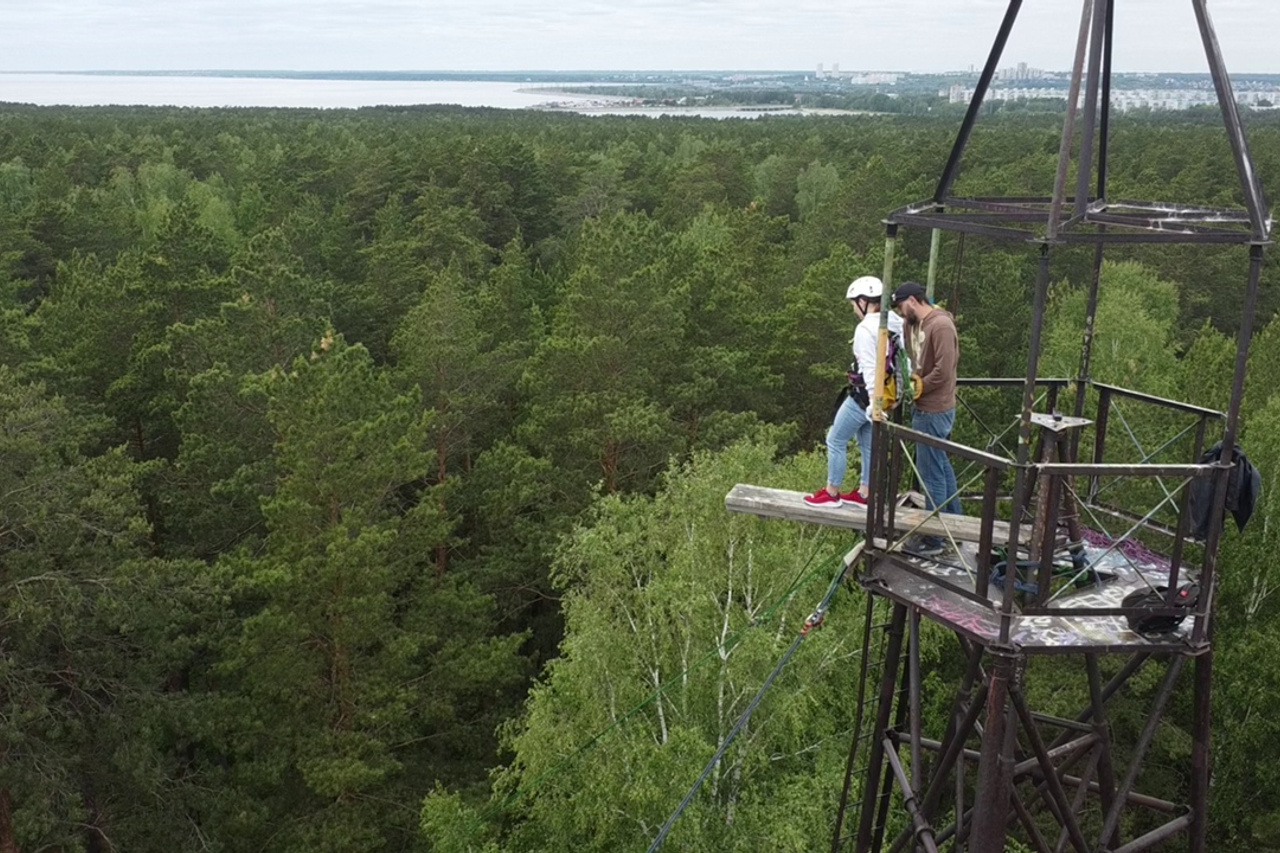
[
  {"xmin": 803, "ymin": 488, "xmax": 842, "ymax": 507},
  {"xmin": 841, "ymin": 490, "xmax": 868, "ymax": 506}
]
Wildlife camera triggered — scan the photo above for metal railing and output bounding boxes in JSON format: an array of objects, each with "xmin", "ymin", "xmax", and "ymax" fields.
[{"xmin": 862, "ymin": 376, "xmax": 1228, "ymax": 630}]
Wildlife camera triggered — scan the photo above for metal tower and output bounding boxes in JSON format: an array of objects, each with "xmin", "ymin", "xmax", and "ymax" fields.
[{"xmin": 830, "ymin": 1, "xmax": 1272, "ymax": 852}]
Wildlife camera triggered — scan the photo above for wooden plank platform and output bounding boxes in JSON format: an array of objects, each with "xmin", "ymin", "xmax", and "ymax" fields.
[
  {"xmin": 725, "ymin": 484, "xmax": 1029, "ymax": 545},
  {"xmin": 725, "ymin": 484, "xmax": 1194, "ymax": 653}
]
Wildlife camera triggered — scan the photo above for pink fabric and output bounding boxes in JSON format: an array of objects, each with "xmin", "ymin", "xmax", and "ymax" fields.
[{"xmin": 1080, "ymin": 527, "xmax": 1166, "ymax": 566}]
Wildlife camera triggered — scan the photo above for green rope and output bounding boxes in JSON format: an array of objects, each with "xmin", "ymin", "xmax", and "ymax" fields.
[{"xmin": 488, "ymin": 527, "xmax": 850, "ymax": 821}]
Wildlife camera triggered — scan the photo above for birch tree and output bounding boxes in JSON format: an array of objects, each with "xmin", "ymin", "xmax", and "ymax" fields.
[{"xmin": 430, "ymin": 441, "xmax": 874, "ymax": 853}]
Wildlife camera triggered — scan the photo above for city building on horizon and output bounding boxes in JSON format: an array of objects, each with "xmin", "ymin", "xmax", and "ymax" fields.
[
  {"xmin": 998, "ymin": 61, "xmax": 1046, "ymax": 82},
  {"xmin": 945, "ymin": 82, "xmax": 1280, "ymax": 111},
  {"xmin": 816, "ymin": 63, "xmax": 899, "ymax": 85}
]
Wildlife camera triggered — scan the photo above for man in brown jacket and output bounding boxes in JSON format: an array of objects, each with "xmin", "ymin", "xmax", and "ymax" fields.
[{"xmin": 891, "ymin": 281, "xmax": 960, "ymax": 556}]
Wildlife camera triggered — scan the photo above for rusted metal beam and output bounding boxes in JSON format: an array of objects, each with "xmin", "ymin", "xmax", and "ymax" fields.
[
  {"xmin": 933, "ymin": 0, "xmax": 1025, "ymax": 203},
  {"xmin": 1088, "ymin": 382, "xmax": 1225, "ymax": 419},
  {"xmin": 1097, "ymin": 656, "xmax": 1186, "ymax": 845},
  {"xmin": 1037, "ymin": 462, "xmax": 1213, "ymax": 477},
  {"xmin": 1111, "ymin": 813, "xmax": 1194, "ymax": 853},
  {"xmin": 1054, "ymin": 747, "xmax": 1101, "ymax": 853},
  {"xmin": 833, "ymin": 595, "xmax": 881, "ymax": 853},
  {"xmin": 1010, "ymin": 785, "xmax": 1055, "ymax": 853},
  {"xmin": 854, "ymin": 603, "xmax": 907, "ymax": 853},
  {"xmin": 920, "ymin": 679, "xmax": 991, "ymax": 824},
  {"xmin": 970, "ymin": 652, "xmax": 1020, "ymax": 853},
  {"xmin": 1086, "ymin": 654, "xmax": 1121, "ymax": 848},
  {"xmin": 890, "ymin": 212, "xmax": 1041, "ymax": 242},
  {"xmin": 1191, "ymin": 644, "xmax": 1214, "ymax": 853},
  {"xmin": 957, "ymin": 377, "xmax": 1074, "ymax": 389},
  {"xmin": 1073, "ymin": 0, "xmax": 1108, "ymax": 218},
  {"xmin": 1048, "ymin": 0, "xmax": 1096, "ymax": 241},
  {"xmin": 1060, "ymin": 228, "xmax": 1254, "ymax": 245},
  {"xmin": 909, "ymin": 611, "xmax": 924, "ymax": 794},
  {"xmin": 1049, "ymin": 653, "xmax": 1150, "ymax": 749},
  {"xmin": 884, "ymin": 739, "xmax": 941, "ymax": 853},
  {"xmin": 1030, "ymin": 712, "xmax": 1094, "ymax": 734},
  {"xmin": 1010, "ymin": 687, "xmax": 1093, "ymax": 853},
  {"xmin": 1011, "ymin": 734, "xmax": 1099, "ymax": 778},
  {"xmin": 977, "ymin": 466, "xmax": 1001, "ymax": 596},
  {"xmin": 1000, "ymin": 246, "xmax": 1052, "ymax": 641},
  {"xmin": 883, "ymin": 422, "xmax": 1013, "ymax": 470},
  {"xmin": 1192, "ymin": 0, "xmax": 1270, "ymax": 239}
]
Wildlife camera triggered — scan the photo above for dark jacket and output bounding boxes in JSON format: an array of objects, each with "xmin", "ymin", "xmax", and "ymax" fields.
[{"xmin": 1188, "ymin": 441, "xmax": 1260, "ymax": 540}]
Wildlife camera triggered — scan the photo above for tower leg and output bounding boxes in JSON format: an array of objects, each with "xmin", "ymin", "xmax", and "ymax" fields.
[
  {"xmin": 833, "ymin": 595, "xmax": 882, "ymax": 853},
  {"xmin": 1190, "ymin": 644, "xmax": 1213, "ymax": 853},
  {"xmin": 1086, "ymin": 654, "xmax": 1121, "ymax": 849},
  {"xmin": 969, "ymin": 650, "xmax": 1019, "ymax": 853},
  {"xmin": 854, "ymin": 603, "xmax": 908, "ymax": 853}
]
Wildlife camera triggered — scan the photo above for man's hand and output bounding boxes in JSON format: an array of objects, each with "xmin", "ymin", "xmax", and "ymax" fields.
[{"xmin": 911, "ymin": 374, "xmax": 924, "ymax": 401}]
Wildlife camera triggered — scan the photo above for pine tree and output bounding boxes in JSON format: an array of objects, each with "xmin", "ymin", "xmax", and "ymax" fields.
[{"xmin": 214, "ymin": 337, "xmax": 524, "ymax": 852}]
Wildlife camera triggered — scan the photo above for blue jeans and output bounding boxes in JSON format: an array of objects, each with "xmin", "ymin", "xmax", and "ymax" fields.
[
  {"xmin": 826, "ymin": 395, "xmax": 873, "ymax": 489},
  {"xmin": 913, "ymin": 408, "xmax": 961, "ymax": 523}
]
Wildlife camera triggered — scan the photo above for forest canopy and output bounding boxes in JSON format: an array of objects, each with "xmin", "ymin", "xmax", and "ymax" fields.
[{"xmin": 1, "ymin": 102, "xmax": 1280, "ymax": 852}]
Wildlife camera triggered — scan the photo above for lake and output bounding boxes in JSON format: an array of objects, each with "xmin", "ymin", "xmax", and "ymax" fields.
[{"xmin": 0, "ymin": 73, "xmax": 848, "ymax": 119}]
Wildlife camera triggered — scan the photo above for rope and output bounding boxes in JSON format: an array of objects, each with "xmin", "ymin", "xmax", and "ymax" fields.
[
  {"xmin": 644, "ymin": 555, "xmax": 850, "ymax": 853},
  {"xmin": 953, "ymin": 388, "xmax": 1047, "ymax": 465},
  {"xmin": 880, "ymin": 434, "xmax": 996, "ymax": 578},
  {"xmin": 491, "ymin": 529, "xmax": 843, "ymax": 819},
  {"xmin": 1053, "ymin": 478, "xmax": 1188, "ymax": 599},
  {"xmin": 1100, "ymin": 399, "xmax": 1187, "ymax": 512}
]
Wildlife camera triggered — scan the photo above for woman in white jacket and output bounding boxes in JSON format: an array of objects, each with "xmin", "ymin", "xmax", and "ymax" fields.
[{"xmin": 804, "ymin": 275, "xmax": 905, "ymax": 507}]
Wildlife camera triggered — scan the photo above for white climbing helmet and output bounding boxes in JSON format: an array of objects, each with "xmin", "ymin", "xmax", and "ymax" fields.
[{"xmin": 846, "ymin": 275, "xmax": 884, "ymax": 301}]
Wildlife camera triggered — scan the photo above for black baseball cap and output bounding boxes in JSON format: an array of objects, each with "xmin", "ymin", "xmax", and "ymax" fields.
[{"xmin": 890, "ymin": 281, "xmax": 928, "ymax": 306}]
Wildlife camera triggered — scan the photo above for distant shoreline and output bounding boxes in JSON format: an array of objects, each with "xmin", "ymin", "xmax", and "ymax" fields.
[
  {"xmin": 515, "ymin": 86, "xmax": 868, "ymax": 116},
  {"xmin": 0, "ymin": 74, "xmax": 866, "ymax": 116},
  {"xmin": 538, "ymin": 104, "xmax": 867, "ymax": 117}
]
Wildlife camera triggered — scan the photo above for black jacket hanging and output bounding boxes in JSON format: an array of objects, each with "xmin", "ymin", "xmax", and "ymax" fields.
[{"xmin": 1188, "ymin": 441, "xmax": 1261, "ymax": 540}]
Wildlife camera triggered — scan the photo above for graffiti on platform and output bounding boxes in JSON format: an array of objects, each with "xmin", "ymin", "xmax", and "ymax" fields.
[
  {"xmin": 1011, "ymin": 616, "xmax": 1092, "ymax": 647},
  {"xmin": 923, "ymin": 595, "xmax": 999, "ymax": 640}
]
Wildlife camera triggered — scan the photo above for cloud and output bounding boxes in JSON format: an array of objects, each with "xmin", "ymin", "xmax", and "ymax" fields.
[{"xmin": 2, "ymin": 0, "xmax": 1277, "ymax": 72}]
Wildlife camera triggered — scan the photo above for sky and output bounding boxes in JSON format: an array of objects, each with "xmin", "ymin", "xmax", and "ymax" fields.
[{"xmin": 5, "ymin": 0, "xmax": 1280, "ymax": 75}]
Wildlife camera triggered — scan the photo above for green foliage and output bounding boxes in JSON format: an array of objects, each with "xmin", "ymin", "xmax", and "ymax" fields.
[
  {"xmin": 520, "ymin": 211, "xmax": 687, "ymax": 496},
  {"xmin": 1179, "ymin": 320, "xmax": 1237, "ymax": 413},
  {"xmin": 1042, "ymin": 260, "xmax": 1182, "ymax": 396},
  {"xmin": 953, "ymin": 248, "xmax": 1033, "ymax": 379},
  {"xmin": 751, "ymin": 152, "xmax": 803, "ymax": 220},
  {"xmin": 421, "ymin": 785, "xmax": 501, "ymax": 853},
  {"xmin": 490, "ymin": 440, "xmax": 868, "ymax": 852},
  {"xmin": 794, "ymin": 159, "xmax": 840, "ymax": 221},
  {"xmin": 1, "ymin": 101, "xmax": 1279, "ymax": 853},
  {"xmin": 213, "ymin": 338, "xmax": 526, "ymax": 852},
  {"xmin": 159, "ymin": 228, "xmax": 333, "ymax": 558},
  {"xmin": 779, "ymin": 242, "xmax": 880, "ymax": 445},
  {"xmin": 0, "ymin": 366, "xmax": 215, "ymax": 851}
]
